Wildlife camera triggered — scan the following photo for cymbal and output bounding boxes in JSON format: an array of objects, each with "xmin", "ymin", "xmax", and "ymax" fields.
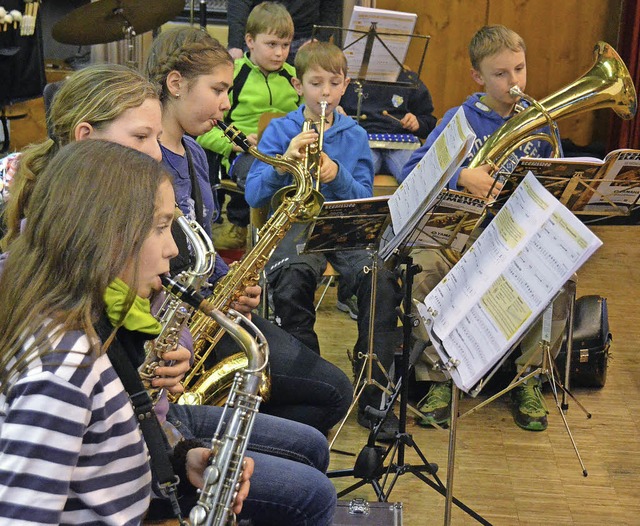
[{"xmin": 52, "ymin": 0, "xmax": 185, "ymax": 46}]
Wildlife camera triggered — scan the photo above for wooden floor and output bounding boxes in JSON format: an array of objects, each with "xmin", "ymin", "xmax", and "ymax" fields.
[
  {"xmin": 320, "ymin": 225, "xmax": 640, "ymax": 526},
  {"xmin": 7, "ymin": 99, "xmax": 640, "ymax": 525}
]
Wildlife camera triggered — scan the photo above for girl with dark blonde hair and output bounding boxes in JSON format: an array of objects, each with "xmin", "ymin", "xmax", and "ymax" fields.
[
  {"xmin": 0, "ymin": 140, "xmax": 254, "ymax": 524},
  {"xmin": 146, "ymin": 26, "xmax": 342, "ymax": 525}
]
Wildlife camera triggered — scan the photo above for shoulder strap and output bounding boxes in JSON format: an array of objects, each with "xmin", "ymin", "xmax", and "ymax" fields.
[
  {"xmin": 182, "ymin": 139, "xmax": 204, "ymax": 227},
  {"xmin": 107, "ymin": 342, "xmax": 185, "ymax": 523},
  {"xmin": 226, "ymin": 63, "xmax": 253, "ymax": 122}
]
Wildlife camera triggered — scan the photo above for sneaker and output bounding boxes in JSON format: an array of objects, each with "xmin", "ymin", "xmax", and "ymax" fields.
[
  {"xmin": 336, "ymin": 295, "xmax": 358, "ymax": 320},
  {"xmin": 212, "ymin": 222, "xmax": 248, "ymax": 250},
  {"xmin": 513, "ymin": 378, "xmax": 548, "ymax": 431},
  {"xmin": 416, "ymin": 382, "xmax": 452, "ymax": 428},
  {"xmin": 356, "ymin": 408, "xmax": 399, "ymax": 442}
]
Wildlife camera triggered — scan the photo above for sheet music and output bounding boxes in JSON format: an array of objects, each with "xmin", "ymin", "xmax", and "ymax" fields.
[
  {"xmin": 416, "ymin": 173, "xmax": 603, "ymax": 393},
  {"xmin": 586, "ymin": 150, "xmax": 640, "ymax": 207},
  {"xmin": 379, "ymin": 107, "xmax": 476, "ymax": 259},
  {"xmin": 343, "ymin": 6, "xmax": 417, "ymax": 82}
]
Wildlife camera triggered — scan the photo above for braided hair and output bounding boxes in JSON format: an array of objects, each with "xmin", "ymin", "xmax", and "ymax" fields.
[{"xmin": 145, "ymin": 27, "xmax": 233, "ymax": 104}]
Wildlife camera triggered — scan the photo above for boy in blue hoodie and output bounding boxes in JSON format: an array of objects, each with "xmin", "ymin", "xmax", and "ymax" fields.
[
  {"xmin": 245, "ymin": 41, "xmax": 403, "ymax": 440},
  {"xmin": 406, "ymin": 25, "xmax": 568, "ymax": 433}
]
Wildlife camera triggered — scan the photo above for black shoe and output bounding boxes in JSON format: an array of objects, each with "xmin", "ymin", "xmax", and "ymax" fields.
[
  {"xmin": 376, "ymin": 411, "xmax": 400, "ymax": 442},
  {"xmin": 356, "ymin": 408, "xmax": 399, "ymax": 443}
]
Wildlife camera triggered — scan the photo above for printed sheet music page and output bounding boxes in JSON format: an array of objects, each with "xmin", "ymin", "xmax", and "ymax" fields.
[
  {"xmin": 379, "ymin": 106, "xmax": 476, "ymax": 259},
  {"xmin": 416, "ymin": 173, "xmax": 603, "ymax": 393}
]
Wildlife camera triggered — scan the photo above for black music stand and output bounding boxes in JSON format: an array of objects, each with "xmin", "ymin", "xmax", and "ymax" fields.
[
  {"xmin": 327, "ymin": 251, "xmax": 490, "ymax": 525},
  {"xmin": 297, "ymin": 196, "xmax": 400, "ymax": 454}
]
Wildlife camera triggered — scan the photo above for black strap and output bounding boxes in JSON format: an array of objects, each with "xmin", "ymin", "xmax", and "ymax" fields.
[
  {"xmin": 107, "ymin": 343, "xmax": 186, "ymax": 524},
  {"xmin": 183, "ymin": 139, "xmax": 204, "ymax": 227}
]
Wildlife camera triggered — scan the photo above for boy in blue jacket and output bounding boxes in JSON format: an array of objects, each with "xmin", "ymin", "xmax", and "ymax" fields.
[
  {"xmin": 245, "ymin": 41, "xmax": 403, "ymax": 440},
  {"xmin": 407, "ymin": 25, "xmax": 568, "ymax": 433}
]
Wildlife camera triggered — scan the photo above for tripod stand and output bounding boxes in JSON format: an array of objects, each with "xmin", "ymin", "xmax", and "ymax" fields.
[
  {"xmin": 328, "ymin": 254, "xmax": 490, "ymax": 525},
  {"xmin": 442, "ymin": 282, "xmax": 590, "ymax": 524}
]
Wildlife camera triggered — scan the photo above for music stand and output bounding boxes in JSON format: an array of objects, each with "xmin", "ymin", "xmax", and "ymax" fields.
[
  {"xmin": 315, "ymin": 187, "xmax": 491, "ymax": 523},
  {"xmin": 297, "ymin": 197, "xmax": 399, "ymax": 453},
  {"xmin": 416, "ymin": 173, "xmax": 602, "ymax": 524}
]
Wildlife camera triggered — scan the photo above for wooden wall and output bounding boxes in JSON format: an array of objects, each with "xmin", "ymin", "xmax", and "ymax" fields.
[{"xmin": 377, "ymin": 0, "xmax": 625, "ymax": 147}]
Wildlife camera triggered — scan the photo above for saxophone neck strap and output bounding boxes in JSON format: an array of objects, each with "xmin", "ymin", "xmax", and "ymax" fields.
[
  {"xmin": 183, "ymin": 138, "xmax": 205, "ymax": 227},
  {"xmin": 107, "ymin": 341, "xmax": 186, "ymax": 524}
]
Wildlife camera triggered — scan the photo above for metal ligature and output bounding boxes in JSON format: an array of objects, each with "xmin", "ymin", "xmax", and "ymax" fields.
[
  {"xmin": 176, "ymin": 122, "xmax": 324, "ymax": 406},
  {"xmin": 139, "ymin": 208, "xmax": 216, "ymax": 404},
  {"xmin": 161, "ymin": 275, "xmax": 269, "ymax": 526}
]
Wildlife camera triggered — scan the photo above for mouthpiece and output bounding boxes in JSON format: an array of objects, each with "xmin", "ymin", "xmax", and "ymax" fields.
[
  {"xmin": 161, "ymin": 275, "xmax": 206, "ymax": 311},
  {"xmin": 216, "ymin": 121, "xmax": 253, "ymax": 153}
]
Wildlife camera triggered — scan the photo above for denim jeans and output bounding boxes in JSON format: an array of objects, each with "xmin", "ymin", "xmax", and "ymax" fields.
[
  {"xmin": 371, "ymin": 148, "xmax": 414, "ymax": 183},
  {"xmin": 212, "ymin": 314, "xmax": 354, "ymax": 435},
  {"xmin": 167, "ymin": 404, "xmax": 336, "ymax": 525}
]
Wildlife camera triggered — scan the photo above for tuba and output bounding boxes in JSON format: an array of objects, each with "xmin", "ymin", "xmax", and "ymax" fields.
[
  {"xmin": 442, "ymin": 41, "xmax": 637, "ymax": 264},
  {"xmin": 161, "ymin": 276, "xmax": 268, "ymax": 526},
  {"xmin": 175, "ymin": 123, "xmax": 324, "ymax": 406},
  {"xmin": 468, "ymin": 41, "xmax": 636, "ymax": 175}
]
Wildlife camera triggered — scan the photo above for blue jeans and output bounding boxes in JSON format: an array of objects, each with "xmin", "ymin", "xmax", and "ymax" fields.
[
  {"xmin": 371, "ymin": 148, "xmax": 414, "ymax": 183},
  {"xmin": 212, "ymin": 314, "xmax": 354, "ymax": 435},
  {"xmin": 167, "ymin": 404, "xmax": 336, "ymax": 525}
]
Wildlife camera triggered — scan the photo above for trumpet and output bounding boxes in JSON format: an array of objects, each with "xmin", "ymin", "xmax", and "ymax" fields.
[{"xmin": 303, "ymin": 100, "xmax": 328, "ymax": 191}]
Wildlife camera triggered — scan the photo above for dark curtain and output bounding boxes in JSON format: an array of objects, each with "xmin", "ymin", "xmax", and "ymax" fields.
[{"xmin": 609, "ymin": 0, "xmax": 640, "ymax": 150}]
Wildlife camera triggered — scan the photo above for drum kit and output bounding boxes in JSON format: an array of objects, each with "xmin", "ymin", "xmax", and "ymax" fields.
[{"xmin": 51, "ymin": 0, "xmax": 185, "ymax": 65}]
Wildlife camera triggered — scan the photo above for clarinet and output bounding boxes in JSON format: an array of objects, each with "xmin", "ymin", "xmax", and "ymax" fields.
[{"xmin": 161, "ymin": 276, "xmax": 269, "ymax": 526}]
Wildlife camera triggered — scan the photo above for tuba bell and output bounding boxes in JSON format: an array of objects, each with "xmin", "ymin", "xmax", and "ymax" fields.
[
  {"xmin": 468, "ymin": 41, "xmax": 637, "ymax": 175},
  {"xmin": 441, "ymin": 41, "xmax": 637, "ymax": 266}
]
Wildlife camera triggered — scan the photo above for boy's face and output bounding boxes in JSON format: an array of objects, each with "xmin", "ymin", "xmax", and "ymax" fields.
[
  {"xmin": 293, "ymin": 66, "xmax": 350, "ymax": 118},
  {"xmin": 472, "ymin": 49, "xmax": 527, "ymax": 115},
  {"xmin": 245, "ymin": 32, "xmax": 291, "ymax": 74}
]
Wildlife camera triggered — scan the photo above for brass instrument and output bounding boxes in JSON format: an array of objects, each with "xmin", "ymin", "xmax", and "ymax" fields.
[
  {"xmin": 175, "ymin": 122, "xmax": 324, "ymax": 406},
  {"xmin": 305, "ymin": 100, "xmax": 328, "ymax": 192},
  {"xmin": 139, "ymin": 208, "xmax": 216, "ymax": 404},
  {"xmin": 442, "ymin": 41, "xmax": 637, "ymax": 265},
  {"xmin": 468, "ymin": 41, "xmax": 636, "ymax": 176},
  {"xmin": 161, "ymin": 276, "xmax": 268, "ymax": 526}
]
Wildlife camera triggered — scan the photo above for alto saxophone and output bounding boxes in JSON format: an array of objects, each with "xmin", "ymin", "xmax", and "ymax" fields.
[
  {"xmin": 161, "ymin": 276, "xmax": 269, "ymax": 526},
  {"xmin": 139, "ymin": 208, "xmax": 216, "ymax": 404},
  {"xmin": 176, "ymin": 122, "xmax": 324, "ymax": 406}
]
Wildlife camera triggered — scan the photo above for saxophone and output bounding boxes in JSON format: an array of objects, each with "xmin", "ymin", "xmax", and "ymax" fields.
[
  {"xmin": 139, "ymin": 208, "xmax": 216, "ymax": 404},
  {"xmin": 175, "ymin": 122, "xmax": 324, "ymax": 406},
  {"xmin": 161, "ymin": 276, "xmax": 268, "ymax": 526}
]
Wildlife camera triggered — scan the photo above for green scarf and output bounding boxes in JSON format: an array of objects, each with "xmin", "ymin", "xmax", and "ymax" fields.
[{"xmin": 104, "ymin": 278, "xmax": 162, "ymax": 335}]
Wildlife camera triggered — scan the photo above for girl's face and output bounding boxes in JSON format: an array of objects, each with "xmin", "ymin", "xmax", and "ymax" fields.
[
  {"xmin": 85, "ymin": 98, "xmax": 163, "ymax": 161},
  {"xmin": 175, "ymin": 63, "xmax": 234, "ymax": 137},
  {"xmin": 119, "ymin": 179, "xmax": 179, "ymax": 298}
]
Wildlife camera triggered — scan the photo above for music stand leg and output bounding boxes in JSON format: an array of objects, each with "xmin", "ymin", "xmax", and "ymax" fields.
[
  {"xmin": 444, "ymin": 383, "xmax": 460, "ymax": 525},
  {"xmin": 329, "ymin": 250, "xmax": 395, "ymax": 453}
]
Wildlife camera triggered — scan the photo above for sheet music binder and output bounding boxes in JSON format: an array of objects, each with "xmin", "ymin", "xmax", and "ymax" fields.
[
  {"xmin": 299, "ymin": 196, "xmax": 390, "ymax": 254},
  {"xmin": 416, "ymin": 173, "xmax": 603, "ymax": 394}
]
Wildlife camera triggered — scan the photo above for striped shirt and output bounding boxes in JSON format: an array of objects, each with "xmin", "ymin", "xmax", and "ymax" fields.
[{"xmin": 0, "ymin": 325, "xmax": 152, "ymax": 525}]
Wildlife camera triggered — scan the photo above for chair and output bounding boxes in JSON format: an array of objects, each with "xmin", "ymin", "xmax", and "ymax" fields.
[{"xmin": 373, "ymin": 174, "xmax": 399, "ymax": 196}]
